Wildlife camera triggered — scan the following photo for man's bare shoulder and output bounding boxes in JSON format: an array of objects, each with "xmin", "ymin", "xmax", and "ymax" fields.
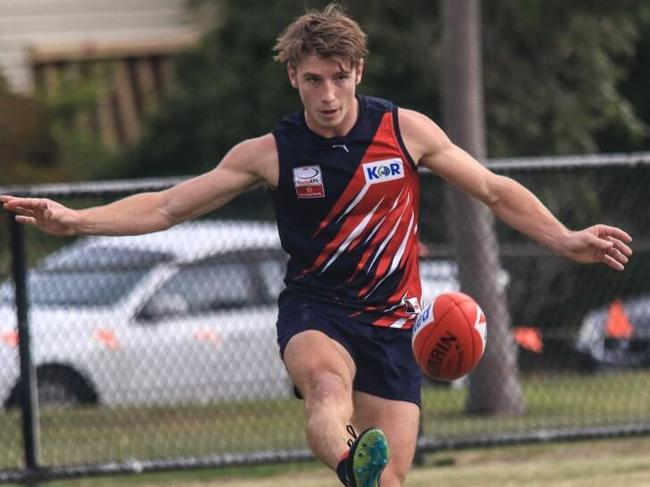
[
  {"xmin": 396, "ymin": 108, "xmax": 451, "ymax": 166},
  {"xmin": 234, "ymin": 133, "xmax": 278, "ymax": 161},
  {"xmin": 243, "ymin": 132, "xmax": 278, "ymax": 151},
  {"xmin": 398, "ymin": 107, "xmax": 434, "ymax": 126},
  {"xmin": 397, "ymin": 108, "xmax": 448, "ymax": 142},
  {"xmin": 226, "ymin": 133, "xmax": 279, "ymax": 189}
]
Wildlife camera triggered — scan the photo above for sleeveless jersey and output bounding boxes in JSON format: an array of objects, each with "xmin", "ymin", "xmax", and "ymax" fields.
[{"xmin": 270, "ymin": 95, "xmax": 421, "ymax": 329}]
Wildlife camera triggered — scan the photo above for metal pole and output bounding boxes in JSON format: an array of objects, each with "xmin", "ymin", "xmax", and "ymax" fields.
[{"xmin": 8, "ymin": 215, "xmax": 42, "ymax": 484}]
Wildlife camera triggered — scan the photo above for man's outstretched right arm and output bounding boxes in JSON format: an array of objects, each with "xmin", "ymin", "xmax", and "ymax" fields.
[{"xmin": 0, "ymin": 134, "xmax": 278, "ymax": 237}]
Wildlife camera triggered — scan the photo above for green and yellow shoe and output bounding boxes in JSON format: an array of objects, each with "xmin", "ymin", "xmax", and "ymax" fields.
[{"xmin": 345, "ymin": 426, "xmax": 390, "ymax": 487}]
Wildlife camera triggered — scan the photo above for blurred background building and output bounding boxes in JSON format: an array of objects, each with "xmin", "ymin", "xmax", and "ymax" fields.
[{"xmin": 0, "ymin": 0, "xmax": 205, "ymax": 147}]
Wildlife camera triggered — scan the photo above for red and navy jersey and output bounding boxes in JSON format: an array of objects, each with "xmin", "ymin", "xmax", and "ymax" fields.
[{"xmin": 270, "ymin": 96, "xmax": 421, "ymax": 329}]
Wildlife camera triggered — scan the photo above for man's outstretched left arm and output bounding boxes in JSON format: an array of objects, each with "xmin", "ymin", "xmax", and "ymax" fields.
[{"xmin": 398, "ymin": 108, "xmax": 633, "ymax": 271}]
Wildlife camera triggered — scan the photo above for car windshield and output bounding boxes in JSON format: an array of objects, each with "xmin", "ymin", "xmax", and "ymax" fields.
[
  {"xmin": 0, "ymin": 269, "xmax": 151, "ymax": 307},
  {"xmin": 140, "ymin": 251, "xmax": 286, "ymax": 318},
  {"xmin": 158, "ymin": 261, "xmax": 254, "ymax": 311},
  {"xmin": 41, "ymin": 245, "xmax": 173, "ymax": 270},
  {"xmin": 157, "ymin": 259, "xmax": 283, "ymax": 311},
  {"xmin": 0, "ymin": 245, "xmax": 170, "ymax": 307}
]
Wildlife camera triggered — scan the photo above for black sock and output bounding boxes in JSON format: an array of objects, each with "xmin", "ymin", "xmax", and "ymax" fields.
[{"xmin": 336, "ymin": 455, "xmax": 349, "ymax": 486}]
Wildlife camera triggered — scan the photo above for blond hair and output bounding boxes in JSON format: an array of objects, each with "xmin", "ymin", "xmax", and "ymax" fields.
[{"xmin": 273, "ymin": 3, "xmax": 368, "ymax": 67}]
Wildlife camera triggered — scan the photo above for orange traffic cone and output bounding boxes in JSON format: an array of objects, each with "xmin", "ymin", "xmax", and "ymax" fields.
[{"xmin": 605, "ymin": 299, "xmax": 634, "ymax": 339}]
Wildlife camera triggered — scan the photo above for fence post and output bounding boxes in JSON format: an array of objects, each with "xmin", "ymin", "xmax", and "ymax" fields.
[{"xmin": 8, "ymin": 214, "xmax": 42, "ymax": 484}]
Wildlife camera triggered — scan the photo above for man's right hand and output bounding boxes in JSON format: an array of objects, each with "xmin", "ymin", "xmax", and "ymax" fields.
[{"xmin": 0, "ymin": 196, "xmax": 79, "ymax": 236}]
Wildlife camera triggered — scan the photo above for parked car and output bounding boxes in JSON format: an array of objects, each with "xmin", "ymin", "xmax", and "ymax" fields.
[
  {"xmin": 1, "ymin": 220, "xmax": 473, "ymax": 408},
  {"xmin": 576, "ymin": 294, "xmax": 650, "ymax": 369},
  {"xmin": 0, "ymin": 220, "xmax": 291, "ymax": 407}
]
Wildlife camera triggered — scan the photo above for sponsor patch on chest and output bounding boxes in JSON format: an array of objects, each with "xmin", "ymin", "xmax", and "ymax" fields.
[
  {"xmin": 363, "ymin": 158, "xmax": 405, "ymax": 184},
  {"xmin": 293, "ymin": 165, "xmax": 325, "ymax": 199}
]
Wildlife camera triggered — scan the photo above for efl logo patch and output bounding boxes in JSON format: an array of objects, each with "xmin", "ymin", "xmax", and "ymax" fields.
[
  {"xmin": 293, "ymin": 165, "xmax": 325, "ymax": 199},
  {"xmin": 363, "ymin": 158, "xmax": 404, "ymax": 185}
]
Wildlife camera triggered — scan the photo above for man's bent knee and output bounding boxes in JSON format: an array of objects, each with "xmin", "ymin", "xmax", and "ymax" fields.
[{"xmin": 303, "ymin": 370, "xmax": 351, "ymax": 408}]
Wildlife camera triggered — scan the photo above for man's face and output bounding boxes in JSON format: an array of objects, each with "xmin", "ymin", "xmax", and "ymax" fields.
[{"xmin": 288, "ymin": 54, "xmax": 364, "ymax": 137}]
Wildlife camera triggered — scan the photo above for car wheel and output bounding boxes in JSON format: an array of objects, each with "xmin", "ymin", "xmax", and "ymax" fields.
[
  {"xmin": 37, "ymin": 366, "xmax": 97, "ymax": 408},
  {"xmin": 5, "ymin": 365, "xmax": 97, "ymax": 409}
]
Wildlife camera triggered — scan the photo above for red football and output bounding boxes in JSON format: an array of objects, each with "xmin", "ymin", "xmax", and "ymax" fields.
[{"xmin": 411, "ymin": 292, "xmax": 487, "ymax": 381}]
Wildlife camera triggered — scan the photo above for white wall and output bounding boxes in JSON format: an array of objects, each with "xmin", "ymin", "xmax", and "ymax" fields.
[{"xmin": 0, "ymin": 0, "xmax": 201, "ymax": 92}]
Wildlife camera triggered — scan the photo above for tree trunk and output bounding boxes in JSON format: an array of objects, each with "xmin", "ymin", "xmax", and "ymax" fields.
[{"xmin": 440, "ymin": 0, "xmax": 524, "ymax": 415}]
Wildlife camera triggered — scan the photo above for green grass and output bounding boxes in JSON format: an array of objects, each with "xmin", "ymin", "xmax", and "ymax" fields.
[
  {"xmin": 420, "ymin": 369, "xmax": 650, "ymax": 439},
  {"xmin": 6, "ymin": 437, "xmax": 650, "ymax": 487},
  {"xmin": 1, "ymin": 370, "xmax": 649, "ymax": 473}
]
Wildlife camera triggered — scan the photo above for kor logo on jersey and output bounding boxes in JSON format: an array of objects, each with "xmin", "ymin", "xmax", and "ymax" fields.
[{"xmin": 363, "ymin": 158, "xmax": 405, "ymax": 185}]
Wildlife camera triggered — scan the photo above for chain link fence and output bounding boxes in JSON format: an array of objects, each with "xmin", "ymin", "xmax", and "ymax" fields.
[{"xmin": 1, "ymin": 153, "xmax": 649, "ymax": 483}]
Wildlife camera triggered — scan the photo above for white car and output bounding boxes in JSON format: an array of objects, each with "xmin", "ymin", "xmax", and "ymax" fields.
[
  {"xmin": 0, "ymin": 220, "xmax": 463, "ymax": 408},
  {"xmin": 0, "ymin": 220, "xmax": 291, "ymax": 407},
  {"xmin": 576, "ymin": 295, "xmax": 650, "ymax": 369}
]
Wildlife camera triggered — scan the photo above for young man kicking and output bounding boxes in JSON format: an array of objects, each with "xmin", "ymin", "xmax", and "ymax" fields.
[{"xmin": 1, "ymin": 4, "xmax": 632, "ymax": 486}]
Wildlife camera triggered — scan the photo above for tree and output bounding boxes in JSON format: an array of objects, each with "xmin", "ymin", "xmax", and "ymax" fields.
[
  {"xmin": 0, "ymin": 77, "xmax": 58, "ymax": 186},
  {"xmin": 129, "ymin": 0, "xmax": 650, "ymax": 178},
  {"xmin": 0, "ymin": 68, "xmax": 121, "ymax": 186},
  {"xmin": 441, "ymin": 0, "xmax": 524, "ymax": 415},
  {"xmin": 482, "ymin": 0, "xmax": 650, "ymax": 156},
  {"xmin": 128, "ymin": 0, "xmax": 441, "ymax": 177}
]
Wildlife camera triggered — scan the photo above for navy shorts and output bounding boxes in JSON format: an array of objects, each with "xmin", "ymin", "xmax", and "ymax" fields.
[{"xmin": 276, "ymin": 297, "xmax": 422, "ymax": 406}]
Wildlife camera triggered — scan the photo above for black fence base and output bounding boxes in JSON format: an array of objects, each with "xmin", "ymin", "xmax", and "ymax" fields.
[{"xmin": 2, "ymin": 424, "xmax": 650, "ymax": 485}]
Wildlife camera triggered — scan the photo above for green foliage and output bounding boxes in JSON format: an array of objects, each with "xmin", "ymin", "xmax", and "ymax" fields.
[
  {"xmin": 0, "ymin": 66, "xmax": 123, "ymax": 186},
  {"xmin": 126, "ymin": 0, "xmax": 301, "ymax": 177},
  {"xmin": 128, "ymin": 0, "xmax": 439, "ymax": 176},
  {"xmin": 599, "ymin": 12, "xmax": 650, "ymax": 151},
  {"xmin": 129, "ymin": 0, "xmax": 650, "ymax": 175},
  {"xmin": 0, "ymin": 75, "xmax": 58, "ymax": 185},
  {"xmin": 42, "ymin": 66, "xmax": 124, "ymax": 180},
  {"xmin": 483, "ymin": 0, "xmax": 650, "ymax": 156}
]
